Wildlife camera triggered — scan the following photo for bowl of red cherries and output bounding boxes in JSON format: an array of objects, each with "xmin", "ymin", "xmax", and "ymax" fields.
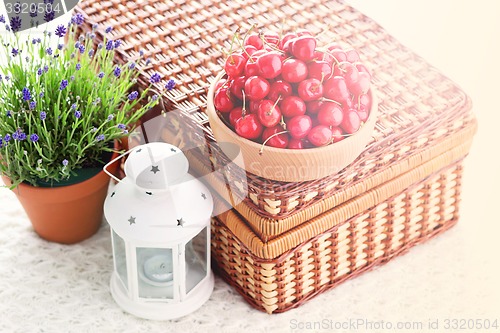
[{"xmin": 207, "ymin": 29, "xmax": 378, "ymax": 182}]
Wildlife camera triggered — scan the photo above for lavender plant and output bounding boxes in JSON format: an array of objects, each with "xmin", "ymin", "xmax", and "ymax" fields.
[{"xmin": 0, "ymin": 14, "xmax": 164, "ymax": 187}]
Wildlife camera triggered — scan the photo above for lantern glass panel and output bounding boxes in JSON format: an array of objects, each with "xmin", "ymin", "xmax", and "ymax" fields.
[
  {"xmin": 185, "ymin": 227, "xmax": 208, "ymax": 294},
  {"xmin": 136, "ymin": 247, "xmax": 174, "ymax": 299},
  {"xmin": 112, "ymin": 230, "xmax": 128, "ymax": 290}
]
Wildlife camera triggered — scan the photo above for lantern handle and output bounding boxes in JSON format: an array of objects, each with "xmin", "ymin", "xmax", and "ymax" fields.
[{"xmin": 103, "ymin": 149, "xmax": 133, "ymax": 183}]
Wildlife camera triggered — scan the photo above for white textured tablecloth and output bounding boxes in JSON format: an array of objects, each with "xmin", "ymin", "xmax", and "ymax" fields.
[{"xmin": 1, "ymin": 1, "xmax": 499, "ymax": 332}]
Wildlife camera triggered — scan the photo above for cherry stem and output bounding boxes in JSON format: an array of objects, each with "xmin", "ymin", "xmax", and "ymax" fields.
[
  {"xmin": 242, "ymin": 90, "xmax": 247, "ymax": 117},
  {"xmin": 316, "ymin": 48, "xmax": 347, "ymax": 72},
  {"xmin": 234, "ymin": 35, "xmax": 255, "ymax": 63},
  {"xmin": 258, "ymin": 31, "xmax": 285, "ymax": 54},
  {"xmin": 266, "ymin": 97, "xmax": 281, "ymax": 116},
  {"xmin": 320, "ymin": 97, "xmax": 342, "ymax": 106},
  {"xmin": 259, "ymin": 130, "xmax": 289, "ymax": 155},
  {"xmin": 279, "ymin": 115, "xmax": 287, "ymax": 130}
]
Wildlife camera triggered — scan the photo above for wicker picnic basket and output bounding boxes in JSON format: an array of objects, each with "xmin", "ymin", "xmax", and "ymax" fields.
[{"xmin": 77, "ymin": 0, "xmax": 477, "ymax": 313}]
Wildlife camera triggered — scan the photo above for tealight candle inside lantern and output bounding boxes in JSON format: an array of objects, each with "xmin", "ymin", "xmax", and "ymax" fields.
[{"xmin": 143, "ymin": 255, "xmax": 173, "ymax": 284}]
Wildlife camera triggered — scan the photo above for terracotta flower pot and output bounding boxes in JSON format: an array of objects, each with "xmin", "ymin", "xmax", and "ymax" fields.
[{"xmin": 2, "ymin": 151, "xmax": 119, "ymax": 244}]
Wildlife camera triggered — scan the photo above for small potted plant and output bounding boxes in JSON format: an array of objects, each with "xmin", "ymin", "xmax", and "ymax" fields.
[{"xmin": 0, "ymin": 13, "xmax": 163, "ymax": 243}]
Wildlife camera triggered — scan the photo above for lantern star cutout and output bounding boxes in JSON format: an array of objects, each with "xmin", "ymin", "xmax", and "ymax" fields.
[
  {"xmin": 177, "ymin": 218, "xmax": 185, "ymax": 227},
  {"xmin": 151, "ymin": 165, "xmax": 160, "ymax": 174},
  {"xmin": 201, "ymin": 193, "xmax": 207, "ymax": 200},
  {"xmin": 111, "ymin": 191, "xmax": 116, "ymax": 198},
  {"xmin": 136, "ymin": 148, "xmax": 142, "ymax": 153},
  {"xmin": 128, "ymin": 216, "xmax": 136, "ymax": 225},
  {"xmin": 170, "ymin": 148, "xmax": 177, "ymax": 153}
]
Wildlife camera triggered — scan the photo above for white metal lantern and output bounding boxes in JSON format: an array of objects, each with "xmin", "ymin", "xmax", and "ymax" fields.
[{"xmin": 103, "ymin": 142, "xmax": 214, "ymax": 320}]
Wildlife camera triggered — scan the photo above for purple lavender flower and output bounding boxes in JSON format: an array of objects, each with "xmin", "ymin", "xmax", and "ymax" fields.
[
  {"xmin": 150, "ymin": 73, "xmax": 161, "ymax": 84},
  {"xmin": 39, "ymin": 92, "xmax": 44, "ymax": 98},
  {"xmin": 55, "ymin": 25, "xmax": 67, "ymax": 38},
  {"xmin": 129, "ymin": 62, "xmax": 136, "ymax": 70},
  {"xmin": 6, "ymin": 110, "xmax": 12, "ymax": 117},
  {"xmin": 139, "ymin": 49, "xmax": 145, "ymax": 56},
  {"xmin": 22, "ymin": 87, "xmax": 32, "ymax": 101},
  {"xmin": 0, "ymin": 137, "xmax": 3, "ymax": 149},
  {"xmin": 76, "ymin": 63, "xmax": 81, "ymax": 71},
  {"xmin": 74, "ymin": 110, "xmax": 82, "ymax": 119},
  {"xmin": 0, "ymin": 74, "xmax": 2, "ymax": 81},
  {"xmin": 145, "ymin": 58, "xmax": 151, "ymax": 66},
  {"xmin": 5, "ymin": 76, "xmax": 10, "ymax": 81},
  {"xmin": 98, "ymin": 72, "xmax": 105, "ymax": 79},
  {"xmin": 62, "ymin": 159, "xmax": 68, "ymax": 166},
  {"xmin": 152, "ymin": 95, "xmax": 158, "ymax": 101},
  {"xmin": 72, "ymin": 13, "xmax": 84, "ymax": 25},
  {"xmin": 105, "ymin": 26, "xmax": 113, "ymax": 33},
  {"xmin": 92, "ymin": 23, "xmax": 98, "ymax": 31},
  {"xmin": 117, "ymin": 124, "xmax": 126, "ymax": 130},
  {"xmin": 40, "ymin": 111, "xmax": 46, "ymax": 120},
  {"xmin": 166, "ymin": 79, "xmax": 176, "ymax": 91},
  {"xmin": 44, "ymin": 11, "xmax": 55, "ymax": 23},
  {"xmin": 32, "ymin": 38, "xmax": 38, "ymax": 44},
  {"xmin": 105, "ymin": 40, "xmax": 114, "ymax": 51},
  {"xmin": 10, "ymin": 17, "xmax": 22, "ymax": 32},
  {"xmin": 43, "ymin": 65, "xmax": 48, "ymax": 73},
  {"xmin": 46, "ymin": 47, "xmax": 53, "ymax": 56},
  {"xmin": 29, "ymin": 101, "xmax": 36, "ymax": 110},
  {"xmin": 107, "ymin": 114, "xmax": 114, "ymax": 121},
  {"xmin": 11, "ymin": 131, "xmax": 18, "ymax": 140},
  {"xmin": 58, "ymin": 44, "xmax": 63, "ymax": 50},
  {"xmin": 5, "ymin": 25, "xmax": 10, "ymax": 32},
  {"xmin": 128, "ymin": 91, "xmax": 139, "ymax": 100},
  {"xmin": 78, "ymin": 45, "xmax": 85, "ymax": 54},
  {"xmin": 59, "ymin": 80, "xmax": 68, "ymax": 90},
  {"xmin": 90, "ymin": 33, "xmax": 96, "ymax": 39},
  {"xmin": 30, "ymin": 134, "xmax": 39, "ymax": 142},
  {"xmin": 114, "ymin": 40, "xmax": 122, "ymax": 48},
  {"xmin": 0, "ymin": 15, "xmax": 5, "ymax": 23},
  {"xmin": 74, "ymin": 41, "xmax": 80, "ymax": 49},
  {"xmin": 96, "ymin": 134, "xmax": 105, "ymax": 142},
  {"xmin": 113, "ymin": 66, "xmax": 121, "ymax": 77},
  {"xmin": 4, "ymin": 134, "xmax": 11, "ymax": 142},
  {"xmin": 17, "ymin": 131, "xmax": 26, "ymax": 141},
  {"xmin": 11, "ymin": 48, "xmax": 19, "ymax": 57},
  {"xmin": 88, "ymin": 49, "xmax": 94, "ymax": 57},
  {"xmin": 97, "ymin": 43, "xmax": 103, "ymax": 50},
  {"xmin": 70, "ymin": 76, "xmax": 75, "ymax": 81},
  {"xmin": 71, "ymin": 103, "xmax": 77, "ymax": 110}
]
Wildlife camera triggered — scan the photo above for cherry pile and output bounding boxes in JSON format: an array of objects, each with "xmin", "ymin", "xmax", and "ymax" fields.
[{"xmin": 214, "ymin": 29, "xmax": 373, "ymax": 149}]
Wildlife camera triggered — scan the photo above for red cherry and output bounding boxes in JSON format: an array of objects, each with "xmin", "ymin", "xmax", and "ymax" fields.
[
  {"xmin": 245, "ymin": 33, "xmax": 263, "ymax": 50},
  {"xmin": 252, "ymin": 50, "xmax": 267, "ymax": 57},
  {"xmin": 356, "ymin": 105, "xmax": 369, "ymax": 122},
  {"xmin": 329, "ymin": 49, "xmax": 347, "ymax": 64},
  {"xmin": 358, "ymin": 93, "xmax": 372, "ymax": 110},
  {"xmin": 280, "ymin": 95, "xmax": 307, "ymax": 117},
  {"xmin": 307, "ymin": 60, "xmax": 332, "ymax": 81},
  {"xmin": 342, "ymin": 63, "xmax": 359, "ymax": 88},
  {"xmin": 306, "ymin": 100, "xmax": 324, "ymax": 114},
  {"xmin": 248, "ymin": 100, "xmax": 260, "ymax": 114},
  {"xmin": 244, "ymin": 58, "xmax": 260, "ymax": 77},
  {"xmin": 287, "ymin": 115, "xmax": 312, "ymax": 139},
  {"xmin": 229, "ymin": 107, "xmax": 243, "ymax": 127},
  {"xmin": 291, "ymin": 36, "xmax": 317, "ymax": 61},
  {"xmin": 298, "ymin": 78, "xmax": 323, "ymax": 101},
  {"xmin": 244, "ymin": 45, "xmax": 258, "ymax": 58},
  {"xmin": 214, "ymin": 88, "xmax": 234, "ymax": 113},
  {"xmin": 224, "ymin": 53, "xmax": 246, "ymax": 78},
  {"xmin": 230, "ymin": 76, "xmax": 246, "ymax": 100},
  {"xmin": 324, "ymin": 76, "xmax": 350, "ymax": 104},
  {"xmin": 279, "ymin": 32, "xmax": 297, "ymax": 50},
  {"xmin": 235, "ymin": 114, "xmax": 263, "ymax": 139},
  {"xmin": 326, "ymin": 42, "xmax": 342, "ymax": 52},
  {"xmin": 281, "ymin": 58, "xmax": 308, "ymax": 83},
  {"xmin": 345, "ymin": 49, "xmax": 360, "ymax": 63},
  {"xmin": 268, "ymin": 80, "xmax": 293, "ymax": 102},
  {"xmin": 215, "ymin": 79, "xmax": 227, "ymax": 91},
  {"xmin": 331, "ymin": 126, "xmax": 345, "ymax": 142},
  {"xmin": 318, "ymin": 102, "xmax": 343, "ymax": 127},
  {"xmin": 244, "ymin": 76, "xmax": 270, "ymax": 101},
  {"xmin": 288, "ymin": 138, "xmax": 305, "ymax": 149},
  {"xmin": 257, "ymin": 52, "xmax": 282, "ymax": 79},
  {"xmin": 308, "ymin": 125, "xmax": 333, "ymax": 147},
  {"xmin": 341, "ymin": 109, "xmax": 361, "ymax": 134},
  {"xmin": 262, "ymin": 126, "xmax": 289, "ymax": 148},
  {"xmin": 350, "ymin": 71, "xmax": 371, "ymax": 95},
  {"xmin": 263, "ymin": 30, "xmax": 280, "ymax": 46},
  {"xmin": 258, "ymin": 100, "xmax": 282, "ymax": 128},
  {"xmin": 355, "ymin": 64, "xmax": 371, "ymax": 76}
]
